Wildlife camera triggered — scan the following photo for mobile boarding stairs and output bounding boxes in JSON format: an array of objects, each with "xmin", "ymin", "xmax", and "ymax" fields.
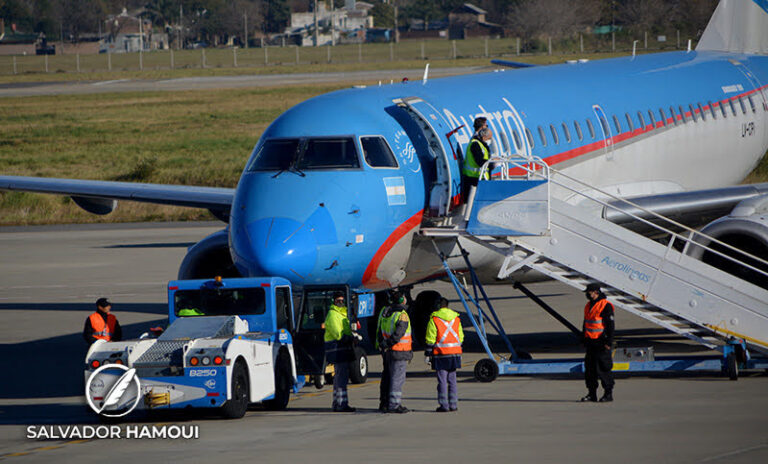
[{"xmin": 421, "ymin": 157, "xmax": 768, "ymax": 381}]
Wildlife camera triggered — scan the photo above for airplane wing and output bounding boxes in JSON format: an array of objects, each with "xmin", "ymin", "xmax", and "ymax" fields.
[
  {"xmin": 490, "ymin": 59, "xmax": 537, "ymax": 68},
  {"xmin": 603, "ymin": 183, "xmax": 768, "ymax": 235},
  {"xmin": 0, "ymin": 175, "xmax": 234, "ymax": 222}
]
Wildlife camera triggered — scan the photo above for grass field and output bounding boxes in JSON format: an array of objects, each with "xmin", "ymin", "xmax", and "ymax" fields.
[{"xmin": 0, "ymin": 84, "xmax": 345, "ymax": 225}]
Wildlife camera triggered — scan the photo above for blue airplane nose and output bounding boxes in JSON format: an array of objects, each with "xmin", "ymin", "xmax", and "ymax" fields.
[{"xmin": 246, "ymin": 217, "xmax": 318, "ymax": 279}]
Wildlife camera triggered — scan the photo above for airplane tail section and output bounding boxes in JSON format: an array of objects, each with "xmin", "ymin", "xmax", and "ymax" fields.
[{"xmin": 696, "ymin": 0, "xmax": 768, "ymax": 54}]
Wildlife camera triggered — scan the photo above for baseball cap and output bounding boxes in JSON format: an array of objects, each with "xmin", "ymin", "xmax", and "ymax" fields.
[
  {"xmin": 96, "ymin": 297, "xmax": 111, "ymax": 308},
  {"xmin": 583, "ymin": 283, "xmax": 601, "ymax": 293}
]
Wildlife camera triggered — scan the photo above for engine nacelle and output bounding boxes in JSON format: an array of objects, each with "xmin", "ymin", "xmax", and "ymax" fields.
[
  {"xmin": 177, "ymin": 229, "xmax": 242, "ymax": 280},
  {"xmin": 687, "ymin": 195, "xmax": 768, "ymax": 289}
]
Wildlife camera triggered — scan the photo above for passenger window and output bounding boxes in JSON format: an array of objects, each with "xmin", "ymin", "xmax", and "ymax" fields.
[
  {"xmin": 598, "ymin": 116, "xmax": 610, "ymax": 137},
  {"xmin": 512, "ymin": 129, "xmax": 523, "ymax": 151},
  {"xmin": 747, "ymin": 95, "xmax": 756, "ymax": 112},
  {"xmin": 738, "ymin": 97, "xmax": 747, "ymax": 114},
  {"xmin": 360, "ymin": 136, "xmax": 398, "ymax": 168},
  {"xmin": 586, "ymin": 119, "xmax": 596, "ymax": 139},
  {"xmin": 647, "ymin": 110, "xmax": 656, "ymax": 127},
  {"xmin": 525, "ymin": 128, "xmax": 535, "ymax": 148},
  {"xmin": 679, "ymin": 105, "xmax": 688, "ymax": 123},
  {"xmin": 720, "ymin": 100, "xmax": 728, "ymax": 118},
  {"xmin": 669, "ymin": 106, "xmax": 678, "ymax": 125},
  {"xmin": 708, "ymin": 101, "xmax": 717, "ymax": 119},
  {"xmin": 538, "ymin": 126, "xmax": 547, "ymax": 146},
  {"xmin": 637, "ymin": 111, "xmax": 645, "ymax": 129},
  {"xmin": 299, "ymin": 137, "xmax": 360, "ymax": 169},
  {"xmin": 612, "ymin": 115, "xmax": 621, "ymax": 133},
  {"xmin": 549, "ymin": 124, "xmax": 559, "ymax": 144},
  {"xmin": 658, "ymin": 108, "xmax": 666, "ymax": 126},
  {"xmin": 697, "ymin": 103, "xmax": 706, "ymax": 121},
  {"xmin": 573, "ymin": 121, "xmax": 583, "ymax": 141},
  {"xmin": 561, "ymin": 122, "xmax": 571, "ymax": 143},
  {"xmin": 689, "ymin": 104, "xmax": 697, "ymax": 122},
  {"xmin": 625, "ymin": 113, "xmax": 634, "ymax": 131},
  {"xmin": 729, "ymin": 99, "xmax": 737, "ymax": 116}
]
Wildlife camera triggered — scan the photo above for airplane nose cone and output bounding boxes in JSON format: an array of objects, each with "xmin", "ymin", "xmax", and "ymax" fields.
[{"xmin": 246, "ymin": 218, "xmax": 317, "ymax": 279}]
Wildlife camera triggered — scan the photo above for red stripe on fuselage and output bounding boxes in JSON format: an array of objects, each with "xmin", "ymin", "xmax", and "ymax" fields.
[{"xmin": 362, "ymin": 209, "xmax": 424, "ymax": 289}]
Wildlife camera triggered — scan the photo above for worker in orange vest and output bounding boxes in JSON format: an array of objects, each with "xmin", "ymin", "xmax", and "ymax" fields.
[
  {"xmin": 580, "ymin": 283, "xmax": 615, "ymax": 403},
  {"xmin": 377, "ymin": 291, "xmax": 413, "ymax": 414},
  {"xmin": 425, "ymin": 297, "xmax": 464, "ymax": 412},
  {"xmin": 83, "ymin": 297, "xmax": 122, "ymax": 345}
]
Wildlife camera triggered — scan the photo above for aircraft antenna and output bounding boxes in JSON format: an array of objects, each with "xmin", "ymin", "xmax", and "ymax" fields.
[
  {"xmin": 687, "ymin": 39, "xmax": 692, "ymax": 52},
  {"xmin": 422, "ymin": 63, "xmax": 430, "ymax": 85}
]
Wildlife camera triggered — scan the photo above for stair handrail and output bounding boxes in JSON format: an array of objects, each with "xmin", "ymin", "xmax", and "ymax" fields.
[{"xmin": 495, "ymin": 159, "xmax": 768, "ymax": 282}]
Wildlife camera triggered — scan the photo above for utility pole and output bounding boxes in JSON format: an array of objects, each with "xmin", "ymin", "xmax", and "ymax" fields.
[
  {"xmin": 179, "ymin": 5, "xmax": 183, "ymax": 50},
  {"xmin": 244, "ymin": 12, "xmax": 248, "ymax": 48},
  {"xmin": 313, "ymin": 0, "xmax": 319, "ymax": 47},
  {"xmin": 393, "ymin": 1, "xmax": 399, "ymax": 43}
]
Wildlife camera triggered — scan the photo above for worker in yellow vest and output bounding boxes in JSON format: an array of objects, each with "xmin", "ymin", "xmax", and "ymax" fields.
[
  {"xmin": 425, "ymin": 297, "xmax": 464, "ymax": 412},
  {"xmin": 581, "ymin": 283, "xmax": 615, "ymax": 403},
  {"xmin": 324, "ymin": 291, "xmax": 356, "ymax": 412},
  {"xmin": 83, "ymin": 297, "xmax": 122, "ymax": 345},
  {"xmin": 377, "ymin": 291, "xmax": 412, "ymax": 414},
  {"xmin": 462, "ymin": 117, "xmax": 493, "ymax": 201}
]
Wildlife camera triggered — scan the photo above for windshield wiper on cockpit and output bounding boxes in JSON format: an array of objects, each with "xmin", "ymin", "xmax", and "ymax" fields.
[{"xmin": 271, "ymin": 141, "xmax": 306, "ymax": 178}]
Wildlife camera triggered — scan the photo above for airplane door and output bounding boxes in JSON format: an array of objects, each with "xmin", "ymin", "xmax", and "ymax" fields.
[
  {"xmin": 592, "ymin": 105, "xmax": 615, "ymax": 161},
  {"xmin": 395, "ymin": 97, "xmax": 462, "ymax": 217}
]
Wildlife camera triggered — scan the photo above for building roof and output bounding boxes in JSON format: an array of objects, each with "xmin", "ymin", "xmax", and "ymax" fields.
[{"xmin": 454, "ymin": 3, "xmax": 487, "ymax": 15}]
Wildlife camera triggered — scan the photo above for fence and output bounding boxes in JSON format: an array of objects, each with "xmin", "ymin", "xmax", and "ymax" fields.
[{"xmin": 0, "ymin": 32, "xmax": 696, "ymax": 76}]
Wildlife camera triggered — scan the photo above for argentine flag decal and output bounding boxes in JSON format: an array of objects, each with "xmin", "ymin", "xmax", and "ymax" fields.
[{"xmin": 383, "ymin": 177, "xmax": 406, "ymax": 206}]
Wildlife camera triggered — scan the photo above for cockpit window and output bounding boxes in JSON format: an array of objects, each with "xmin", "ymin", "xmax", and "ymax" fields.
[
  {"xmin": 360, "ymin": 136, "xmax": 398, "ymax": 168},
  {"xmin": 248, "ymin": 137, "xmax": 360, "ymax": 172},
  {"xmin": 297, "ymin": 138, "xmax": 359, "ymax": 169},
  {"xmin": 248, "ymin": 139, "xmax": 300, "ymax": 171}
]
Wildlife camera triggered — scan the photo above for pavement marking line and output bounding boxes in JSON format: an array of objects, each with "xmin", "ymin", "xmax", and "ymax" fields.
[
  {"xmin": 701, "ymin": 443, "xmax": 768, "ymax": 462},
  {"xmin": 294, "ymin": 380, "xmax": 380, "ymax": 399},
  {"xmin": 0, "ymin": 439, "xmax": 92, "ymax": 460}
]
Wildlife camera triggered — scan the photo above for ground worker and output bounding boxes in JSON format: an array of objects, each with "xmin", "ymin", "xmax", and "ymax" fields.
[
  {"xmin": 324, "ymin": 291, "xmax": 356, "ymax": 412},
  {"xmin": 462, "ymin": 125, "xmax": 493, "ymax": 201},
  {"xmin": 580, "ymin": 283, "xmax": 615, "ymax": 403},
  {"xmin": 377, "ymin": 290, "xmax": 412, "ymax": 413},
  {"xmin": 425, "ymin": 297, "xmax": 464, "ymax": 412},
  {"xmin": 375, "ymin": 293, "xmax": 393, "ymax": 412},
  {"xmin": 83, "ymin": 297, "xmax": 122, "ymax": 345}
]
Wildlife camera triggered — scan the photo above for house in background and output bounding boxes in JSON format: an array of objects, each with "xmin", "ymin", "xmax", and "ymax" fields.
[
  {"xmin": 448, "ymin": 3, "xmax": 504, "ymax": 40},
  {"xmin": 100, "ymin": 8, "xmax": 168, "ymax": 53},
  {"xmin": 286, "ymin": 0, "xmax": 374, "ymax": 46}
]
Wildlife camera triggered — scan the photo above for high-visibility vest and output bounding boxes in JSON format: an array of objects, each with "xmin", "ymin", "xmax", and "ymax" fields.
[
  {"xmin": 583, "ymin": 299, "xmax": 610, "ymax": 339},
  {"xmin": 463, "ymin": 138, "xmax": 490, "ymax": 180},
  {"xmin": 89, "ymin": 312, "xmax": 117, "ymax": 341},
  {"xmin": 432, "ymin": 316, "xmax": 462, "ymax": 355},
  {"xmin": 380, "ymin": 310, "xmax": 412, "ymax": 352}
]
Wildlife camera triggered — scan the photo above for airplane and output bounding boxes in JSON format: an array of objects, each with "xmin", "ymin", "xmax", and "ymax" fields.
[{"xmin": 2, "ymin": 0, "xmax": 768, "ymax": 324}]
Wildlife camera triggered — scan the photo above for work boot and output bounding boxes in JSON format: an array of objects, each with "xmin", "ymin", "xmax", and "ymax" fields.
[
  {"xmin": 580, "ymin": 392, "xmax": 598, "ymax": 402},
  {"xmin": 435, "ymin": 406, "xmax": 449, "ymax": 413},
  {"xmin": 387, "ymin": 405, "xmax": 409, "ymax": 414},
  {"xmin": 599, "ymin": 391, "xmax": 613, "ymax": 403},
  {"xmin": 378, "ymin": 405, "xmax": 388, "ymax": 413},
  {"xmin": 333, "ymin": 405, "xmax": 357, "ymax": 412}
]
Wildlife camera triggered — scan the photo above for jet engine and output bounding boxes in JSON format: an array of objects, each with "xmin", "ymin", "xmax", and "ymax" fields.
[
  {"xmin": 177, "ymin": 229, "xmax": 242, "ymax": 280},
  {"xmin": 686, "ymin": 195, "xmax": 768, "ymax": 290}
]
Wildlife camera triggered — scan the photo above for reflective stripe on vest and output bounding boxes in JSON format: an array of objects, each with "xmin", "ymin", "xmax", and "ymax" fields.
[
  {"xmin": 432, "ymin": 316, "xmax": 462, "ymax": 355},
  {"xmin": 463, "ymin": 139, "xmax": 489, "ymax": 179},
  {"xmin": 381, "ymin": 310, "xmax": 412, "ymax": 351},
  {"xmin": 583, "ymin": 299, "xmax": 609, "ymax": 339},
  {"xmin": 89, "ymin": 312, "xmax": 116, "ymax": 341}
]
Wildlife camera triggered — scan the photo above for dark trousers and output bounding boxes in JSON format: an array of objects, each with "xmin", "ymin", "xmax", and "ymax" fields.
[
  {"xmin": 379, "ymin": 351, "xmax": 391, "ymax": 409},
  {"xmin": 584, "ymin": 346, "xmax": 614, "ymax": 393},
  {"xmin": 436, "ymin": 369, "xmax": 458, "ymax": 410},
  {"xmin": 332, "ymin": 363, "xmax": 349, "ymax": 408}
]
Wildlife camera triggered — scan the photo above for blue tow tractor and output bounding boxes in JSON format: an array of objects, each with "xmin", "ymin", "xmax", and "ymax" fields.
[{"xmin": 84, "ymin": 277, "xmax": 374, "ymax": 418}]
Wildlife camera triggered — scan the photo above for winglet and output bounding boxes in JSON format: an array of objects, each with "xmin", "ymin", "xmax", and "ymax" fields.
[{"xmin": 490, "ymin": 59, "xmax": 537, "ymax": 68}]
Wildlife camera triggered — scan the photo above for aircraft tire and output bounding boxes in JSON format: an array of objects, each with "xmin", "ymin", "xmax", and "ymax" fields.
[
  {"xmin": 349, "ymin": 346, "xmax": 368, "ymax": 384},
  {"xmin": 474, "ymin": 358, "xmax": 499, "ymax": 383},
  {"xmin": 265, "ymin": 352, "xmax": 292, "ymax": 410}
]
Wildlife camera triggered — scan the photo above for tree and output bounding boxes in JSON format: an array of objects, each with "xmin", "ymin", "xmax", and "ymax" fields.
[
  {"xmin": 506, "ymin": 0, "xmax": 600, "ymax": 48},
  {"xmin": 263, "ymin": 0, "xmax": 289, "ymax": 33},
  {"xmin": 615, "ymin": 0, "xmax": 673, "ymax": 33},
  {"xmin": 55, "ymin": 0, "xmax": 106, "ymax": 42}
]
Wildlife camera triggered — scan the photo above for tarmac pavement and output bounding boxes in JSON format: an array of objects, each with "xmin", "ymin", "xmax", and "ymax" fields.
[{"xmin": 0, "ymin": 222, "xmax": 766, "ymax": 463}]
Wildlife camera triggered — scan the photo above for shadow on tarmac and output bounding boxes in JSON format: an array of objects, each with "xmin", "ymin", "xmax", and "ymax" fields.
[
  {"xmin": 0, "ymin": 303, "xmax": 168, "ymax": 315},
  {"xmin": 0, "ymin": 319, "xmax": 165, "ymax": 401}
]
